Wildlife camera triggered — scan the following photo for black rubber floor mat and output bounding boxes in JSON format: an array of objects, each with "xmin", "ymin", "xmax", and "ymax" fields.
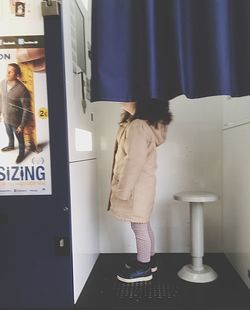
[
  {"xmin": 114, "ymin": 280, "xmax": 179, "ymax": 300},
  {"xmin": 76, "ymin": 253, "xmax": 250, "ymax": 310}
]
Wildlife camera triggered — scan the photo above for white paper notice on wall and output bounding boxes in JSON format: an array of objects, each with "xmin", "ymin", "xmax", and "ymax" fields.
[{"xmin": 75, "ymin": 128, "xmax": 93, "ymax": 152}]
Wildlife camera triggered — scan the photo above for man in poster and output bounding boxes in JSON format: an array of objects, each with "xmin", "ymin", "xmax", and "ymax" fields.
[{"xmin": 0, "ymin": 63, "xmax": 31, "ymax": 164}]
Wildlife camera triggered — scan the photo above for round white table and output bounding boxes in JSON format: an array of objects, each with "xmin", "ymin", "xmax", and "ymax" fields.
[{"xmin": 174, "ymin": 191, "xmax": 219, "ymax": 283}]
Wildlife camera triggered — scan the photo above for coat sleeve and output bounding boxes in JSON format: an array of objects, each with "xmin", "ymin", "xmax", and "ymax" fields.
[{"xmin": 115, "ymin": 120, "xmax": 149, "ymax": 200}]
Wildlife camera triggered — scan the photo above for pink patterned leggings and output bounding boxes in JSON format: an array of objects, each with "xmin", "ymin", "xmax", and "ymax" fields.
[{"xmin": 130, "ymin": 222, "xmax": 155, "ymax": 263}]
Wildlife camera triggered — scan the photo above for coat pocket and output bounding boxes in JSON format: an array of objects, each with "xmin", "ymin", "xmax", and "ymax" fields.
[
  {"xmin": 115, "ymin": 188, "xmax": 134, "ymax": 201},
  {"xmin": 111, "ymin": 175, "xmax": 134, "ymax": 201}
]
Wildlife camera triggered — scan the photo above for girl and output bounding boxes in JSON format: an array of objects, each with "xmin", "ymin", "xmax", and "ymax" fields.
[{"xmin": 109, "ymin": 99, "xmax": 172, "ymax": 283}]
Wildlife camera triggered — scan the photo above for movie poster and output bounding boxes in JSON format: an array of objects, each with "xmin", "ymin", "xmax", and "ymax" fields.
[{"xmin": 0, "ymin": 35, "xmax": 52, "ymax": 195}]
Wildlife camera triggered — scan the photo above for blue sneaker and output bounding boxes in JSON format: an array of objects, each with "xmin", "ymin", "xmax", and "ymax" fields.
[
  {"xmin": 117, "ymin": 261, "xmax": 152, "ymax": 283},
  {"xmin": 125, "ymin": 255, "xmax": 158, "ymax": 273}
]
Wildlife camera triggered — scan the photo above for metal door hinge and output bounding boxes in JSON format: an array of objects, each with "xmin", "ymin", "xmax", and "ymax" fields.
[{"xmin": 41, "ymin": 0, "xmax": 61, "ymax": 16}]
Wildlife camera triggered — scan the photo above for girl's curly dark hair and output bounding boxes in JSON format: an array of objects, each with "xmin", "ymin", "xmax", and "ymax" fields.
[{"xmin": 120, "ymin": 99, "xmax": 173, "ymax": 128}]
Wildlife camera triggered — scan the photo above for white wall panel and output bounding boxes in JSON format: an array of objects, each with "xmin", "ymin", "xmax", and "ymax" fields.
[
  {"xmin": 69, "ymin": 160, "xmax": 99, "ymax": 302},
  {"xmin": 223, "ymin": 96, "xmax": 250, "ymax": 127},
  {"xmin": 155, "ymin": 96, "xmax": 222, "ymax": 253},
  {"xmin": 223, "ymin": 123, "xmax": 250, "ymax": 289}
]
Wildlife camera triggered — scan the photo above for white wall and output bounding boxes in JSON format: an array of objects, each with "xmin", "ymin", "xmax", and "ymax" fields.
[
  {"xmin": 223, "ymin": 97, "xmax": 250, "ymax": 289},
  {"xmin": 94, "ymin": 96, "xmax": 223, "ymax": 254}
]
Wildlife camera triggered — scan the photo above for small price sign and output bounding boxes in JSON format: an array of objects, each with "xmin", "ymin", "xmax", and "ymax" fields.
[{"xmin": 38, "ymin": 108, "xmax": 48, "ymax": 119}]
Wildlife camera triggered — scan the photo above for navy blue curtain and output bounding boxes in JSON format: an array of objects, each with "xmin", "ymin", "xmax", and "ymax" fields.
[{"xmin": 91, "ymin": 0, "xmax": 250, "ymax": 102}]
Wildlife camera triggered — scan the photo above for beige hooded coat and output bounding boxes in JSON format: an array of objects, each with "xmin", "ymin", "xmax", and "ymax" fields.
[{"xmin": 109, "ymin": 119, "xmax": 167, "ymax": 223}]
